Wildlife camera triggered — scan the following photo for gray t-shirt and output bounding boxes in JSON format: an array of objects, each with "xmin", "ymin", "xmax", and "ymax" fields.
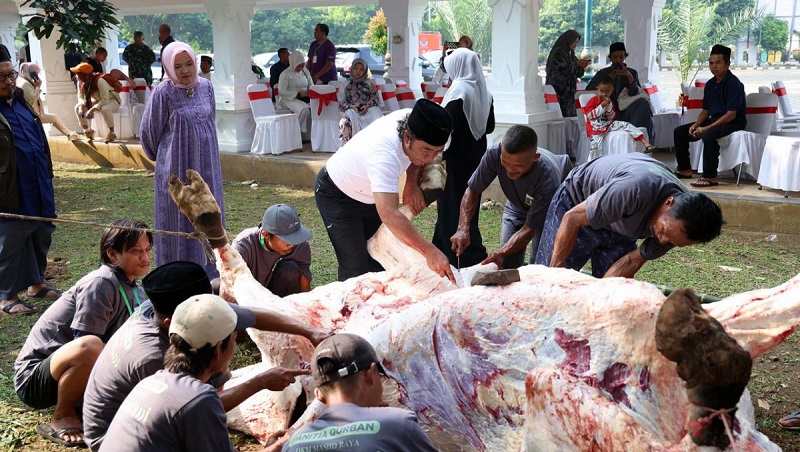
[
  {"xmin": 83, "ymin": 300, "xmax": 255, "ymax": 451},
  {"xmin": 99, "ymin": 370, "xmax": 235, "ymax": 452},
  {"xmin": 83, "ymin": 301, "xmax": 165, "ymax": 451},
  {"xmin": 282, "ymin": 403, "xmax": 437, "ymax": 452},
  {"xmin": 563, "ymin": 153, "xmax": 687, "ymax": 260},
  {"xmin": 14, "ymin": 265, "xmax": 144, "ymax": 392},
  {"xmin": 233, "ymin": 227, "xmax": 312, "ymax": 287},
  {"xmin": 468, "ymin": 144, "xmax": 566, "ymax": 231}
]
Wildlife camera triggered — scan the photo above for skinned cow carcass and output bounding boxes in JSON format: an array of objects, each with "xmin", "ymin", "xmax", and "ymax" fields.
[{"xmin": 167, "ymin": 169, "xmax": 792, "ymax": 451}]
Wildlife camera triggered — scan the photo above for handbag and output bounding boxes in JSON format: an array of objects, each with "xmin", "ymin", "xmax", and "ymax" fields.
[{"xmin": 617, "ymin": 85, "xmax": 650, "ymax": 111}]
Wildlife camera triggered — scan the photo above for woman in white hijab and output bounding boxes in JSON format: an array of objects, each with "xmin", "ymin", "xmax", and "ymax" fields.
[
  {"xmin": 17, "ymin": 63, "xmax": 78, "ymax": 140},
  {"xmin": 277, "ymin": 50, "xmax": 313, "ymax": 134},
  {"xmin": 431, "ymin": 47, "xmax": 494, "ymax": 268}
]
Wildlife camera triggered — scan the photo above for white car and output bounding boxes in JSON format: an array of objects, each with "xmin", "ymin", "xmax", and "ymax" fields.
[{"xmin": 254, "ymin": 52, "xmax": 280, "ymax": 71}]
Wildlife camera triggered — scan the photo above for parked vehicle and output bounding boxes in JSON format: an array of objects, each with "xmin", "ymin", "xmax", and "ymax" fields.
[
  {"xmin": 335, "ymin": 44, "xmax": 385, "ymax": 78},
  {"xmin": 419, "ymin": 49, "xmax": 442, "ymax": 81},
  {"xmin": 118, "ymin": 48, "xmax": 163, "ymax": 80},
  {"xmin": 254, "ymin": 52, "xmax": 280, "ymax": 71}
]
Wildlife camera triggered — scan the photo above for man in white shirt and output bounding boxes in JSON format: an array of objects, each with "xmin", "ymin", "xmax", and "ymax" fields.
[
  {"xmin": 315, "ymin": 99, "xmax": 455, "ymax": 282},
  {"xmin": 199, "ymin": 55, "xmax": 212, "ymax": 81}
]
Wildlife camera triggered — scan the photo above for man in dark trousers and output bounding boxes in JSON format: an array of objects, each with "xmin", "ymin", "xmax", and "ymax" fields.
[
  {"xmin": 673, "ymin": 44, "xmax": 746, "ymax": 188},
  {"xmin": 270, "ymin": 48, "xmax": 290, "ymax": 96},
  {"xmin": 0, "ymin": 44, "xmax": 60, "ymax": 316},
  {"xmin": 535, "ymin": 153, "xmax": 724, "ymax": 278},
  {"xmin": 451, "ymin": 125, "xmax": 570, "ymax": 269}
]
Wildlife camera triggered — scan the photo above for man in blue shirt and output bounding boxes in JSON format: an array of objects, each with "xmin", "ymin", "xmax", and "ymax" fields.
[
  {"xmin": 673, "ymin": 44, "xmax": 746, "ymax": 187},
  {"xmin": 0, "ymin": 44, "xmax": 60, "ymax": 316}
]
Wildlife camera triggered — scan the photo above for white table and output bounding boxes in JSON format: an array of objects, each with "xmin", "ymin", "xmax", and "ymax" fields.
[{"xmin": 757, "ymin": 135, "xmax": 800, "ymax": 197}]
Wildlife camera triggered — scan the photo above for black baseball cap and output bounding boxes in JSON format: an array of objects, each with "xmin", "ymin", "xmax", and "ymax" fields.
[
  {"xmin": 311, "ymin": 334, "xmax": 385, "ymax": 386},
  {"xmin": 142, "ymin": 261, "xmax": 212, "ymax": 316}
]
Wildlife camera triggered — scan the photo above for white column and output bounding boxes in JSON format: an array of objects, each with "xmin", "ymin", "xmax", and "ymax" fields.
[
  {"xmin": 204, "ymin": 0, "xmax": 257, "ymax": 152},
  {"xmin": 37, "ymin": 29, "xmax": 81, "ymax": 131},
  {"xmin": 484, "ymin": 0, "xmax": 553, "ymax": 125},
  {"xmin": 0, "ymin": 14, "xmax": 18, "ymax": 69},
  {"xmin": 380, "ymin": 0, "xmax": 426, "ymax": 96},
  {"xmin": 102, "ymin": 23, "xmax": 122, "ymax": 71},
  {"xmin": 619, "ymin": 0, "xmax": 666, "ymax": 86}
]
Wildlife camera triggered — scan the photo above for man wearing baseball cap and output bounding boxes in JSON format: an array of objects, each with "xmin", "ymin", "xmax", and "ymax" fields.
[
  {"xmin": 218, "ymin": 204, "xmax": 313, "ymax": 298},
  {"xmin": 70, "ymin": 61, "xmax": 121, "ymax": 143},
  {"xmin": 282, "ymin": 333, "xmax": 436, "ymax": 451},
  {"xmin": 84, "ymin": 261, "xmax": 326, "ymax": 451},
  {"xmin": 315, "ymin": 99, "xmax": 456, "ymax": 283}
]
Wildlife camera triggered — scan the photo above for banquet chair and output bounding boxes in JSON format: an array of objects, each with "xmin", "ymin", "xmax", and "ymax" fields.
[
  {"xmin": 642, "ymin": 82, "xmax": 680, "ymax": 149},
  {"xmin": 396, "ymin": 88, "xmax": 416, "ymax": 109},
  {"xmin": 579, "ymin": 92, "xmax": 646, "ymax": 160},
  {"xmin": 380, "ymin": 83, "xmax": 400, "ymax": 112},
  {"xmin": 247, "ymin": 84, "xmax": 302, "ymax": 155},
  {"xmin": 309, "ymin": 85, "xmax": 342, "ymax": 153},
  {"xmin": 131, "ymin": 78, "xmax": 151, "ymax": 137}
]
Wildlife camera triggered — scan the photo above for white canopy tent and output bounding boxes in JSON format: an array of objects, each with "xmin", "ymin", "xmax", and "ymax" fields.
[{"xmin": 0, "ymin": 0, "xmax": 666, "ymax": 152}]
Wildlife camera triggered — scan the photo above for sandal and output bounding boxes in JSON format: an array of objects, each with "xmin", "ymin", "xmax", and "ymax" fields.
[
  {"xmin": 1, "ymin": 299, "xmax": 38, "ymax": 316},
  {"xmin": 27, "ymin": 286, "xmax": 62, "ymax": 300},
  {"xmin": 674, "ymin": 171, "xmax": 693, "ymax": 179},
  {"xmin": 779, "ymin": 411, "xmax": 800, "ymax": 430},
  {"xmin": 35, "ymin": 424, "xmax": 86, "ymax": 448},
  {"xmin": 645, "ymin": 145, "xmax": 657, "ymax": 153},
  {"xmin": 690, "ymin": 178, "xmax": 719, "ymax": 187}
]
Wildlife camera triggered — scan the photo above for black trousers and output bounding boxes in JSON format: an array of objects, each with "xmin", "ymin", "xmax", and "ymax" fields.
[
  {"xmin": 674, "ymin": 121, "xmax": 743, "ymax": 179},
  {"xmin": 619, "ymin": 98, "xmax": 654, "ymax": 141},
  {"xmin": 314, "ymin": 167, "xmax": 384, "ymax": 281}
]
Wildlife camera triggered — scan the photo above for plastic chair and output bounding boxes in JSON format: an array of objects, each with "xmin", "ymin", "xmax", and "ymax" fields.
[
  {"xmin": 699, "ymin": 93, "xmax": 778, "ymax": 184},
  {"xmin": 309, "ymin": 85, "xmax": 342, "ymax": 153},
  {"xmin": 381, "ymin": 83, "xmax": 400, "ymax": 112},
  {"xmin": 396, "ymin": 88, "xmax": 416, "ymax": 109},
  {"xmin": 247, "ymin": 84, "xmax": 302, "ymax": 155},
  {"xmin": 579, "ymin": 92, "xmax": 645, "ymax": 160}
]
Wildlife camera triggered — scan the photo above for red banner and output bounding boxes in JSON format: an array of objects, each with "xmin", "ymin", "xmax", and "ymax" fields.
[{"xmin": 309, "ymin": 90, "xmax": 338, "ymax": 115}]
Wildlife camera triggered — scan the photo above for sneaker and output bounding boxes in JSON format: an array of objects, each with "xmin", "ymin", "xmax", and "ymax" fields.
[{"xmin": 104, "ymin": 131, "xmax": 117, "ymax": 143}]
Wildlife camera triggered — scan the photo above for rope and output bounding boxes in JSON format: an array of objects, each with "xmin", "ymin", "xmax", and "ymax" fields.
[
  {"xmin": 687, "ymin": 404, "xmax": 739, "ymax": 451},
  {"xmin": 0, "ymin": 212, "xmax": 220, "ymax": 264}
]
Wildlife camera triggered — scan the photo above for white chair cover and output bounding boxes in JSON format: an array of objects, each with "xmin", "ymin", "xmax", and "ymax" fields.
[
  {"xmin": 381, "ymin": 83, "xmax": 400, "ymax": 112},
  {"xmin": 309, "ymin": 85, "xmax": 342, "ymax": 153},
  {"xmin": 543, "ymin": 85, "xmax": 563, "ymax": 117},
  {"xmin": 343, "ymin": 106, "xmax": 383, "ymax": 140},
  {"xmin": 396, "ymin": 88, "xmax": 416, "ymax": 109},
  {"xmin": 132, "ymin": 78, "xmax": 150, "ymax": 137},
  {"xmin": 328, "ymin": 80, "xmax": 347, "ymax": 104},
  {"xmin": 432, "ymin": 86, "xmax": 447, "ymax": 105},
  {"xmin": 394, "ymin": 79, "xmax": 408, "ymax": 89},
  {"xmin": 579, "ymin": 93, "xmax": 642, "ymax": 160},
  {"xmin": 771, "ymin": 80, "xmax": 800, "ymax": 122},
  {"xmin": 247, "ymin": 84, "xmax": 302, "ymax": 155},
  {"xmin": 694, "ymin": 78, "xmax": 708, "ymax": 87},
  {"xmin": 758, "ymin": 135, "xmax": 800, "ymax": 194},
  {"xmin": 642, "ymin": 84, "xmax": 680, "ymax": 148},
  {"xmin": 698, "ymin": 93, "xmax": 779, "ymax": 180},
  {"xmin": 576, "ymin": 82, "xmax": 587, "ymax": 91},
  {"xmin": 115, "ymin": 80, "xmax": 133, "ymax": 138},
  {"xmin": 541, "ymin": 85, "xmax": 580, "ymax": 159},
  {"xmin": 684, "ymin": 86, "xmax": 705, "ymax": 170},
  {"xmin": 424, "ymin": 82, "xmax": 440, "ymax": 100}
]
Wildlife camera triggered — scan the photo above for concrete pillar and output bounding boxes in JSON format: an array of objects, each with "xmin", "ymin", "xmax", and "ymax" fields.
[
  {"xmin": 484, "ymin": 0, "xmax": 553, "ymax": 125},
  {"xmin": 204, "ymin": 0, "xmax": 257, "ymax": 152},
  {"xmin": 37, "ymin": 29, "xmax": 80, "ymax": 132},
  {"xmin": 0, "ymin": 14, "xmax": 18, "ymax": 69},
  {"xmin": 380, "ymin": 0, "xmax": 426, "ymax": 96},
  {"xmin": 619, "ymin": 0, "xmax": 666, "ymax": 86},
  {"xmin": 102, "ymin": 23, "xmax": 122, "ymax": 71}
]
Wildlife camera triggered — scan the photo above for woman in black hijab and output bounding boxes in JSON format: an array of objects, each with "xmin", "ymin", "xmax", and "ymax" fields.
[{"xmin": 545, "ymin": 30, "xmax": 588, "ymax": 117}]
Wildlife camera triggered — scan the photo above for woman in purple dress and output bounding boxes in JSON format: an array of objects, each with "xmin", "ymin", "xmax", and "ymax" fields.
[{"xmin": 140, "ymin": 42, "xmax": 225, "ymax": 278}]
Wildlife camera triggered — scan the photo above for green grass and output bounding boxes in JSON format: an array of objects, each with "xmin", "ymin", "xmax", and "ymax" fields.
[{"xmin": 1, "ymin": 162, "xmax": 799, "ymax": 450}]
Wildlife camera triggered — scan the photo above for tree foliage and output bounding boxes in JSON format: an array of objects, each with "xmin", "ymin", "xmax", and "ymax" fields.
[
  {"xmin": 120, "ymin": 14, "xmax": 212, "ymax": 52},
  {"xmin": 429, "ymin": 0, "xmax": 493, "ymax": 60},
  {"xmin": 364, "ymin": 9, "xmax": 387, "ymax": 56},
  {"xmin": 658, "ymin": 0, "xmax": 761, "ymax": 83},
  {"xmin": 753, "ymin": 15, "xmax": 789, "ymax": 52},
  {"xmin": 22, "ymin": 0, "xmax": 120, "ymax": 54},
  {"xmin": 539, "ymin": 0, "xmax": 624, "ymax": 60}
]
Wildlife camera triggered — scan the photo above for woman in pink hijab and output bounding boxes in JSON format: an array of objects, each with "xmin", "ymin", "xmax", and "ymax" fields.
[{"xmin": 140, "ymin": 42, "xmax": 225, "ymax": 278}]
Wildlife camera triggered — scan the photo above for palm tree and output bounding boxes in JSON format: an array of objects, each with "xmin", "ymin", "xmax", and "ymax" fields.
[
  {"xmin": 658, "ymin": 0, "xmax": 762, "ymax": 84},
  {"xmin": 430, "ymin": 0, "xmax": 493, "ymax": 61}
]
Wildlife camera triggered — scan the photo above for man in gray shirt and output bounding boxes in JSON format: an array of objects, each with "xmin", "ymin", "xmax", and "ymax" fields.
[
  {"xmin": 83, "ymin": 261, "xmax": 328, "ymax": 451},
  {"xmin": 451, "ymin": 125, "xmax": 571, "ymax": 269},
  {"xmin": 534, "ymin": 153, "xmax": 724, "ymax": 278},
  {"xmin": 220, "ymin": 204, "xmax": 312, "ymax": 298},
  {"xmin": 282, "ymin": 333, "xmax": 437, "ymax": 451}
]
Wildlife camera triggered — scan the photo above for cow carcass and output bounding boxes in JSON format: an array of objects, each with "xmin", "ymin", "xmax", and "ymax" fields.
[{"xmin": 167, "ymin": 169, "xmax": 794, "ymax": 451}]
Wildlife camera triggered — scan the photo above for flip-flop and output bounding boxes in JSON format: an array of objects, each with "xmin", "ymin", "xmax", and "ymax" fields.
[
  {"xmin": 674, "ymin": 171, "xmax": 693, "ymax": 179},
  {"xmin": 778, "ymin": 411, "xmax": 800, "ymax": 430},
  {"xmin": 645, "ymin": 145, "xmax": 657, "ymax": 153},
  {"xmin": 691, "ymin": 178, "xmax": 719, "ymax": 187},
  {"xmin": 35, "ymin": 424, "xmax": 86, "ymax": 448},
  {"xmin": 28, "ymin": 286, "xmax": 62, "ymax": 300},
  {"xmin": 1, "ymin": 299, "xmax": 38, "ymax": 316}
]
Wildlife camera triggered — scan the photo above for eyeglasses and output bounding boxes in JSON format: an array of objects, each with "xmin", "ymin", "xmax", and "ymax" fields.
[{"xmin": 0, "ymin": 71, "xmax": 18, "ymax": 82}]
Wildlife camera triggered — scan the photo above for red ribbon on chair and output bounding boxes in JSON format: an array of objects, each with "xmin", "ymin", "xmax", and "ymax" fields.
[
  {"xmin": 396, "ymin": 91, "xmax": 415, "ymax": 101},
  {"xmin": 544, "ymin": 93, "xmax": 558, "ymax": 104},
  {"xmin": 425, "ymin": 90, "xmax": 436, "ymax": 100},
  {"xmin": 773, "ymin": 87, "xmax": 787, "ymax": 97},
  {"xmin": 644, "ymin": 85, "xmax": 658, "ymax": 96},
  {"xmin": 685, "ymin": 99, "xmax": 703, "ymax": 109},
  {"xmin": 433, "ymin": 96, "xmax": 443, "ymax": 104},
  {"xmin": 134, "ymin": 85, "xmax": 147, "ymax": 91},
  {"xmin": 746, "ymin": 106, "xmax": 778, "ymax": 114},
  {"xmin": 396, "ymin": 82, "xmax": 408, "ymax": 88},
  {"xmin": 695, "ymin": 81, "xmax": 706, "ymax": 88},
  {"xmin": 382, "ymin": 91, "xmax": 397, "ymax": 101},
  {"xmin": 248, "ymin": 90, "xmax": 271, "ymax": 101},
  {"xmin": 309, "ymin": 90, "xmax": 338, "ymax": 115},
  {"xmin": 273, "ymin": 87, "xmax": 279, "ymax": 96},
  {"xmin": 120, "ymin": 85, "xmax": 130, "ymax": 93}
]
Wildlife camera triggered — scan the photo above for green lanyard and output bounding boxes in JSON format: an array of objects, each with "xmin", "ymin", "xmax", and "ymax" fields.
[{"xmin": 117, "ymin": 282, "xmax": 141, "ymax": 316}]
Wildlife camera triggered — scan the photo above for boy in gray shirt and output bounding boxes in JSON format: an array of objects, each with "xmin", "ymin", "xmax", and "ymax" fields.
[
  {"xmin": 282, "ymin": 334, "xmax": 437, "ymax": 452},
  {"xmin": 535, "ymin": 153, "xmax": 724, "ymax": 278}
]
